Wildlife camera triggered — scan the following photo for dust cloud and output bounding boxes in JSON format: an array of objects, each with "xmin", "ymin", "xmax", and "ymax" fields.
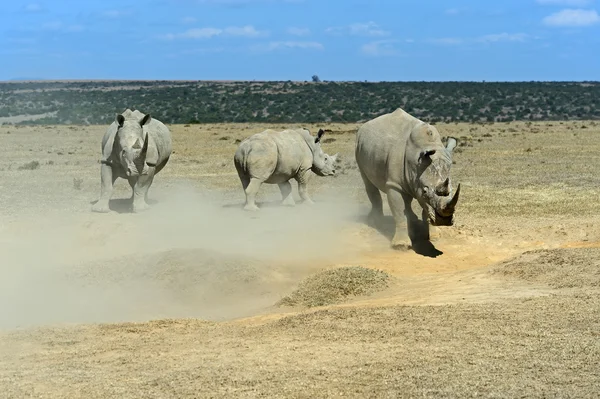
[{"xmin": 0, "ymin": 183, "xmax": 367, "ymax": 329}]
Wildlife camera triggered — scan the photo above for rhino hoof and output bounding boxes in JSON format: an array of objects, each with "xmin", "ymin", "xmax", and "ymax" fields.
[
  {"xmin": 391, "ymin": 237, "xmax": 412, "ymax": 251},
  {"xmin": 133, "ymin": 202, "xmax": 150, "ymax": 213},
  {"xmin": 282, "ymin": 199, "xmax": 296, "ymax": 207},
  {"xmin": 243, "ymin": 204, "xmax": 260, "ymax": 212},
  {"xmin": 91, "ymin": 203, "xmax": 110, "ymax": 213}
]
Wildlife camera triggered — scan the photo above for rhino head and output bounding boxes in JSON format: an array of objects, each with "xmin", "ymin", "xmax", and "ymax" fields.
[
  {"xmin": 310, "ymin": 129, "xmax": 338, "ymax": 176},
  {"xmin": 412, "ymin": 127, "xmax": 460, "ymax": 226},
  {"xmin": 115, "ymin": 113, "xmax": 153, "ymax": 177}
]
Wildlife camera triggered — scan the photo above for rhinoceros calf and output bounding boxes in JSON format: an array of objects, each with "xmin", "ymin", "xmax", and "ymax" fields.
[
  {"xmin": 355, "ymin": 108, "xmax": 460, "ymax": 250},
  {"xmin": 92, "ymin": 109, "xmax": 172, "ymax": 213},
  {"xmin": 234, "ymin": 128, "xmax": 338, "ymax": 211}
]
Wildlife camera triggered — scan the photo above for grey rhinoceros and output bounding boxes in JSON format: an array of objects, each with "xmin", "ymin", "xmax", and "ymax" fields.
[
  {"xmin": 234, "ymin": 128, "xmax": 338, "ymax": 211},
  {"xmin": 355, "ymin": 108, "xmax": 460, "ymax": 250},
  {"xmin": 92, "ymin": 109, "xmax": 172, "ymax": 213}
]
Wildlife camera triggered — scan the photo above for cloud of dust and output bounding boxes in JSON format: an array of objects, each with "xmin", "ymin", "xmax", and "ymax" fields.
[{"xmin": 0, "ymin": 182, "xmax": 369, "ymax": 329}]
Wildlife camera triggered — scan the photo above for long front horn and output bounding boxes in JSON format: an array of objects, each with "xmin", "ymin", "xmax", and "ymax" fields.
[
  {"xmin": 444, "ymin": 183, "xmax": 461, "ymax": 212},
  {"xmin": 140, "ymin": 133, "xmax": 149, "ymax": 160}
]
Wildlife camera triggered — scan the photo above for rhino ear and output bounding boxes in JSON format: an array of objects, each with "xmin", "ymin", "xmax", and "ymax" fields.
[
  {"xmin": 418, "ymin": 149, "xmax": 436, "ymax": 164},
  {"xmin": 315, "ymin": 129, "xmax": 325, "ymax": 144},
  {"xmin": 139, "ymin": 113, "xmax": 152, "ymax": 126},
  {"xmin": 116, "ymin": 114, "xmax": 125, "ymax": 128}
]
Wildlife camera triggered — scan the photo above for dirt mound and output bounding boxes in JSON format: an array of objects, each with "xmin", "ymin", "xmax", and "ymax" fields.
[
  {"xmin": 491, "ymin": 248, "xmax": 600, "ymax": 289},
  {"xmin": 277, "ymin": 266, "xmax": 391, "ymax": 308}
]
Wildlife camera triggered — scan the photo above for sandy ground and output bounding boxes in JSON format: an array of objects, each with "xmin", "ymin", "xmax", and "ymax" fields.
[{"xmin": 1, "ymin": 120, "xmax": 599, "ymax": 398}]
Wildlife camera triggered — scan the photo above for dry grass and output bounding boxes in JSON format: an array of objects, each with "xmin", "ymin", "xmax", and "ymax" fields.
[
  {"xmin": 2, "ymin": 120, "xmax": 600, "ymax": 398},
  {"xmin": 2, "ymin": 293, "xmax": 599, "ymax": 398},
  {"xmin": 491, "ymin": 247, "xmax": 600, "ymax": 289},
  {"xmin": 277, "ymin": 266, "xmax": 391, "ymax": 308}
]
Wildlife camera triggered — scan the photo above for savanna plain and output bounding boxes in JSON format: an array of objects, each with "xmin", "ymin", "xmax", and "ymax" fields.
[{"xmin": 1, "ymin": 119, "xmax": 599, "ymax": 398}]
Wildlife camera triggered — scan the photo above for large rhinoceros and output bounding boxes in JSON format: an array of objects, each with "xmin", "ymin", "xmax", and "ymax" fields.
[
  {"xmin": 355, "ymin": 108, "xmax": 460, "ymax": 250},
  {"xmin": 92, "ymin": 109, "xmax": 172, "ymax": 213},
  {"xmin": 234, "ymin": 128, "xmax": 338, "ymax": 211}
]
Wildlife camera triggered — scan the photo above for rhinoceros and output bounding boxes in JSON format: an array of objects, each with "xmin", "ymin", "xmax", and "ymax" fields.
[
  {"xmin": 92, "ymin": 109, "xmax": 172, "ymax": 213},
  {"xmin": 355, "ymin": 108, "xmax": 460, "ymax": 250},
  {"xmin": 234, "ymin": 128, "xmax": 338, "ymax": 211}
]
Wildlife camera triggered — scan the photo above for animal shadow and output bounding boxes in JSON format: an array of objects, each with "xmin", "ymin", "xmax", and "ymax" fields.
[
  {"xmin": 221, "ymin": 200, "xmax": 307, "ymax": 210},
  {"xmin": 89, "ymin": 198, "xmax": 159, "ymax": 214},
  {"xmin": 358, "ymin": 214, "xmax": 444, "ymax": 258}
]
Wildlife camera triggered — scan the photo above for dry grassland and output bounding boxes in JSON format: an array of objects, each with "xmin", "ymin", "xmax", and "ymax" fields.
[{"xmin": 0, "ymin": 120, "xmax": 599, "ymax": 398}]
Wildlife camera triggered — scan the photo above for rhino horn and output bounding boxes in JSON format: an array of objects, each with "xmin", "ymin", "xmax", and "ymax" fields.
[
  {"xmin": 436, "ymin": 177, "xmax": 450, "ymax": 196},
  {"xmin": 441, "ymin": 183, "xmax": 460, "ymax": 213},
  {"xmin": 139, "ymin": 133, "xmax": 149, "ymax": 161}
]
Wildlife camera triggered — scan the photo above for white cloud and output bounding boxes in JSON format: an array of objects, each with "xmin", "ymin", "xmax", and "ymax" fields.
[
  {"xmin": 361, "ymin": 40, "xmax": 399, "ymax": 56},
  {"xmin": 477, "ymin": 33, "xmax": 529, "ymax": 43},
  {"xmin": 24, "ymin": 3, "xmax": 43, "ymax": 12},
  {"xmin": 191, "ymin": 0, "xmax": 304, "ymax": 5},
  {"xmin": 536, "ymin": 0, "xmax": 593, "ymax": 6},
  {"xmin": 446, "ymin": 8, "xmax": 460, "ymax": 15},
  {"xmin": 428, "ymin": 32, "xmax": 533, "ymax": 45},
  {"xmin": 223, "ymin": 25, "xmax": 262, "ymax": 37},
  {"xmin": 326, "ymin": 21, "xmax": 389, "ymax": 37},
  {"xmin": 161, "ymin": 25, "xmax": 266, "ymax": 40},
  {"xmin": 40, "ymin": 21, "xmax": 85, "ymax": 33},
  {"xmin": 164, "ymin": 28, "xmax": 222, "ymax": 39},
  {"xmin": 287, "ymin": 27, "xmax": 310, "ymax": 36},
  {"xmin": 543, "ymin": 8, "xmax": 600, "ymax": 26},
  {"xmin": 254, "ymin": 41, "xmax": 324, "ymax": 52},
  {"xmin": 428, "ymin": 37, "xmax": 463, "ymax": 45},
  {"xmin": 101, "ymin": 10, "xmax": 132, "ymax": 18},
  {"xmin": 182, "ymin": 17, "xmax": 197, "ymax": 24}
]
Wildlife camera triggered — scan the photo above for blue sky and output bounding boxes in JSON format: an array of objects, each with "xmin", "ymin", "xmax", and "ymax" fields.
[{"xmin": 1, "ymin": 0, "xmax": 599, "ymax": 81}]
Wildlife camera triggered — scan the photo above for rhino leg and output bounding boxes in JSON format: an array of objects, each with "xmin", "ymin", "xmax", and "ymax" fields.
[
  {"xmin": 92, "ymin": 163, "xmax": 117, "ymax": 213},
  {"xmin": 387, "ymin": 189, "xmax": 413, "ymax": 250},
  {"xmin": 296, "ymin": 171, "xmax": 314, "ymax": 204},
  {"xmin": 243, "ymin": 178, "xmax": 262, "ymax": 211},
  {"xmin": 420, "ymin": 208, "xmax": 441, "ymax": 242},
  {"xmin": 359, "ymin": 169, "xmax": 383, "ymax": 226},
  {"xmin": 132, "ymin": 168, "xmax": 155, "ymax": 213},
  {"xmin": 278, "ymin": 181, "xmax": 296, "ymax": 207}
]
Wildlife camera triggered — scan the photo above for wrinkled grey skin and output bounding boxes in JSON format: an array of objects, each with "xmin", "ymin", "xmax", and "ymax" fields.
[
  {"xmin": 234, "ymin": 128, "xmax": 338, "ymax": 211},
  {"xmin": 92, "ymin": 109, "xmax": 172, "ymax": 213},
  {"xmin": 355, "ymin": 108, "xmax": 460, "ymax": 250}
]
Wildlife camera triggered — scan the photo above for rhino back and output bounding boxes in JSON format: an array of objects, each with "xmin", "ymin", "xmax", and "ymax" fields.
[
  {"xmin": 234, "ymin": 132, "xmax": 279, "ymax": 180},
  {"xmin": 356, "ymin": 108, "xmax": 418, "ymax": 191},
  {"xmin": 235, "ymin": 129, "xmax": 311, "ymax": 183},
  {"xmin": 267, "ymin": 129, "xmax": 312, "ymax": 182}
]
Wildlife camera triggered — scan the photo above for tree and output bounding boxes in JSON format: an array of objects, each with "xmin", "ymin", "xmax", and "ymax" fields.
[{"xmin": 312, "ymin": 75, "xmax": 321, "ymax": 83}]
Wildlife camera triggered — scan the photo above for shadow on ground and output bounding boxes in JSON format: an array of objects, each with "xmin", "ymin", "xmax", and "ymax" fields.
[
  {"xmin": 89, "ymin": 198, "xmax": 159, "ymax": 214},
  {"xmin": 357, "ymin": 214, "xmax": 443, "ymax": 258}
]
